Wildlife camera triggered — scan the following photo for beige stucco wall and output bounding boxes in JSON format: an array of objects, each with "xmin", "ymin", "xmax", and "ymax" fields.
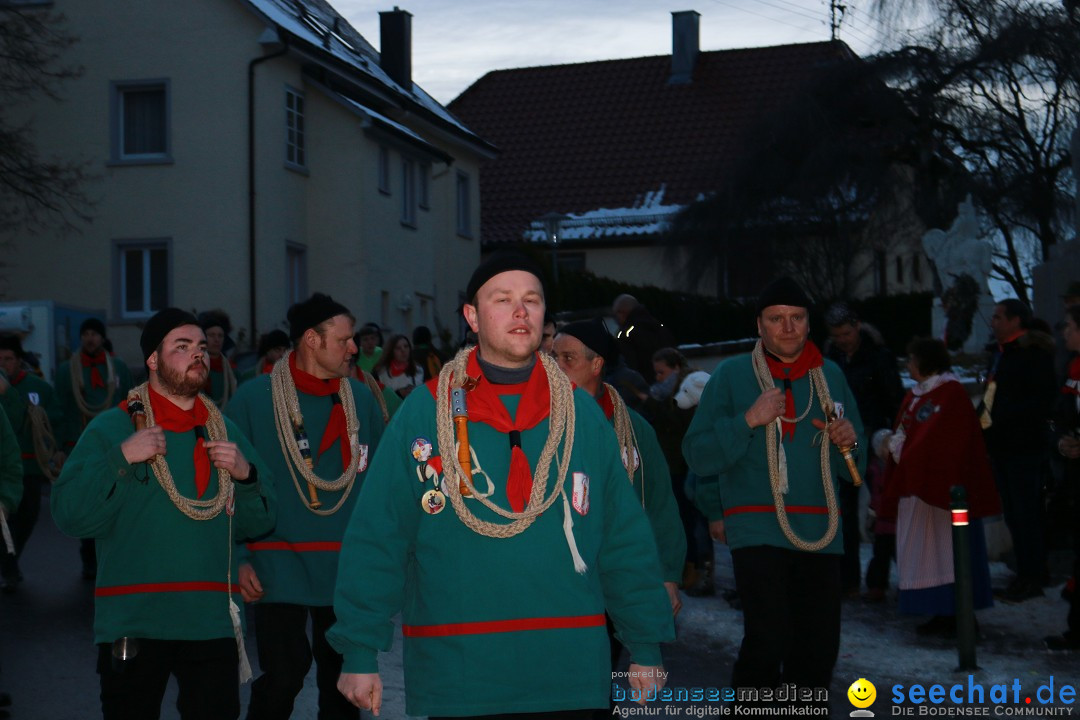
[{"xmin": 3, "ymin": 0, "xmax": 483, "ymax": 370}]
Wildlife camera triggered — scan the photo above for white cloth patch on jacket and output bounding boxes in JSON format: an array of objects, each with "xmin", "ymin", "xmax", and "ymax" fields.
[{"xmin": 572, "ymin": 472, "xmax": 590, "ymax": 516}]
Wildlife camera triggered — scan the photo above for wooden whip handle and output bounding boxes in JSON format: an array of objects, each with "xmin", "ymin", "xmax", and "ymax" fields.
[
  {"xmin": 453, "ymin": 415, "xmax": 473, "ymax": 497},
  {"xmin": 307, "ymin": 481, "xmax": 322, "ymax": 509},
  {"xmin": 839, "ymin": 446, "xmax": 862, "ymax": 487}
]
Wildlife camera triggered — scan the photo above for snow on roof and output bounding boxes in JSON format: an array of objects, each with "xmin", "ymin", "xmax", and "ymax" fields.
[{"xmin": 524, "ymin": 186, "xmax": 684, "ymax": 243}]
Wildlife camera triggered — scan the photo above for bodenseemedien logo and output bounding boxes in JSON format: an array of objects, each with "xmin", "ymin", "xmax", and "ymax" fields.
[{"xmin": 849, "ymin": 678, "xmax": 877, "ymax": 717}]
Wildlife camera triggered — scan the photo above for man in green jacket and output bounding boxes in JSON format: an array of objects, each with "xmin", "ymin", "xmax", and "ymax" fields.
[
  {"xmin": 0, "ymin": 403, "xmax": 22, "ymax": 717},
  {"xmin": 682, "ymin": 277, "xmax": 863, "ymax": 710},
  {"xmin": 228, "ymin": 293, "xmax": 384, "ymax": 720},
  {"xmin": 52, "ymin": 308, "xmax": 275, "ymax": 720},
  {"xmin": 0, "ymin": 334, "xmax": 63, "ymax": 591},
  {"xmin": 329, "ymin": 252, "xmax": 673, "ymax": 719},
  {"xmin": 55, "ymin": 317, "xmax": 134, "ymax": 579}
]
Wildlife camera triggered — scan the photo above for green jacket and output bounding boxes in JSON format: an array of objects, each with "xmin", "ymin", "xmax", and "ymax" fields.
[
  {"xmin": 327, "ymin": 377, "xmax": 673, "ymax": 717},
  {"xmin": 55, "ymin": 353, "xmax": 134, "ymax": 449},
  {"xmin": 608, "ymin": 401, "xmax": 686, "ymax": 583},
  {"xmin": 0, "ymin": 405, "xmax": 23, "ymax": 515},
  {"xmin": 226, "ymin": 375, "xmax": 384, "ymax": 606},
  {"xmin": 0, "ymin": 370, "xmax": 63, "ymax": 478},
  {"xmin": 51, "ymin": 406, "xmax": 275, "ymax": 644},
  {"xmin": 681, "ymin": 353, "xmax": 864, "ymax": 553}
]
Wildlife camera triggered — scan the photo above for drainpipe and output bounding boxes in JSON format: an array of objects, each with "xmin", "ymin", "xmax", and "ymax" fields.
[{"xmin": 248, "ymin": 29, "xmax": 288, "ymax": 348}]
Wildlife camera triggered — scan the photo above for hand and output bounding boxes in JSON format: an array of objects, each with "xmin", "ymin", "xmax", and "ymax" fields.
[
  {"xmin": 744, "ymin": 388, "xmax": 785, "ymax": 428},
  {"xmin": 238, "ymin": 563, "xmax": 264, "ymax": 603},
  {"xmin": 203, "ymin": 441, "xmax": 251, "ymax": 480},
  {"xmin": 627, "ymin": 664, "xmax": 666, "ymax": 704},
  {"xmin": 664, "ymin": 581, "xmax": 682, "ymax": 617},
  {"xmin": 709, "ymin": 519, "xmax": 727, "ymax": 543},
  {"xmin": 810, "ymin": 417, "xmax": 857, "ymax": 449},
  {"xmin": 51, "ymin": 451, "xmax": 67, "ymax": 473},
  {"xmin": 1059, "ymin": 436, "xmax": 1080, "ymax": 460},
  {"xmin": 121, "ymin": 426, "xmax": 167, "ymax": 464},
  {"xmin": 337, "ymin": 673, "xmax": 383, "ymax": 715}
]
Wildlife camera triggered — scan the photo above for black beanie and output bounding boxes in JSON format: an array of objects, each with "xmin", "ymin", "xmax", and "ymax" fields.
[
  {"xmin": 0, "ymin": 334, "xmax": 23, "ymax": 357},
  {"xmin": 257, "ymin": 329, "xmax": 291, "ymax": 357},
  {"xmin": 465, "ymin": 251, "xmax": 546, "ymax": 303},
  {"xmin": 287, "ymin": 293, "xmax": 351, "ymax": 341},
  {"xmin": 558, "ymin": 319, "xmax": 618, "ymax": 368},
  {"xmin": 197, "ymin": 309, "xmax": 232, "ymax": 335},
  {"xmin": 141, "ymin": 308, "xmax": 199, "ymax": 362},
  {"xmin": 80, "ymin": 317, "xmax": 107, "ymax": 338},
  {"xmin": 756, "ymin": 277, "xmax": 812, "ymax": 315}
]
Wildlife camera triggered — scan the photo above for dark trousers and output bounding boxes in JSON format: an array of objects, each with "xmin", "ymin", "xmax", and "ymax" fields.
[
  {"xmin": 1, "ymin": 473, "xmax": 42, "ymax": 580},
  {"xmin": 730, "ymin": 546, "xmax": 841, "ymax": 706},
  {"xmin": 839, "ymin": 481, "xmax": 861, "ymax": 591},
  {"xmin": 672, "ymin": 472, "xmax": 713, "ymax": 566},
  {"xmin": 991, "ymin": 453, "xmax": 1047, "ymax": 582},
  {"xmin": 865, "ymin": 533, "xmax": 896, "ymax": 591},
  {"xmin": 97, "ymin": 638, "xmax": 239, "ymax": 720},
  {"xmin": 247, "ymin": 603, "xmax": 356, "ymax": 720}
]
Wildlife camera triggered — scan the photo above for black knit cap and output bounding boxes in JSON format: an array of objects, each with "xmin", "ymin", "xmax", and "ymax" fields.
[
  {"xmin": 465, "ymin": 251, "xmax": 546, "ymax": 303},
  {"xmin": 287, "ymin": 293, "xmax": 351, "ymax": 341},
  {"xmin": 756, "ymin": 277, "xmax": 813, "ymax": 315},
  {"xmin": 197, "ymin": 309, "xmax": 232, "ymax": 335},
  {"xmin": 257, "ymin": 329, "xmax": 290, "ymax": 357},
  {"xmin": 558, "ymin": 319, "xmax": 618, "ymax": 367},
  {"xmin": 141, "ymin": 308, "xmax": 199, "ymax": 362},
  {"xmin": 80, "ymin": 317, "xmax": 107, "ymax": 338},
  {"xmin": 0, "ymin": 334, "xmax": 23, "ymax": 357}
]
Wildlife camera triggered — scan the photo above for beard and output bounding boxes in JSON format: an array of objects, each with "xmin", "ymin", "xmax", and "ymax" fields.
[{"xmin": 158, "ymin": 359, "xmax": 208, "ymax": 397}]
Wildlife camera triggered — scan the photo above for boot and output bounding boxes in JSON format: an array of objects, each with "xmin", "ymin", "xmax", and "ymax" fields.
[
  {"xmin": 685, "ymin": 561, "xmax": 715, "ymax": 597},
  {"xmin": 680, "ymin": 562, "xmax": 700, "ymax": 591}
]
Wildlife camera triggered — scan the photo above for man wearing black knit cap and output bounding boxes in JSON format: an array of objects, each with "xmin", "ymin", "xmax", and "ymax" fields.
[
  {"xmin": 52, "ymin": 308, "xmax": 275, "ymax": 720},
  {"xmin": 55, "ymin": 316, "xmax": 134, "ymax": 579},
  {"xmin": 227, "ymin": 293, "xmax": 383, "ymax": 720},
  {"xmin": 683, "ymin": 277, "xmax": 863, "ymax": 712},
  {"xmin": 330, "ymin": 251, "xmax": 674, "ymax": 718}
]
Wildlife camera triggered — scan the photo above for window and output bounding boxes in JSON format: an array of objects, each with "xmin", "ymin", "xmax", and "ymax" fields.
[
  {"xmin": 419, "ymin": 165, "xmax": 430, "ymax": 210},
  {"xmin": 378, "ymin": 146, "xmax": 391, "ymax": 194},
  {"xmin": 456, "ymin": 171, "xmax": 471, "ymax": 237},
  {"xmin": 115, "ymin": 241, "xmax": 169, "ymax": 318},
  {"xmin": 110, "ymin": 80, "xmax": 170, "ymax": 163},
  {"xmin": 286, "ymin": 87, "xmax": 306, "ymax": 168},
  {"xmin": 286, "ymin": 243, "xmax": 307, "ymax": 305},
  {"xmin": 401, "ymin": 158, "xmax": 416, "ymax": 226}
]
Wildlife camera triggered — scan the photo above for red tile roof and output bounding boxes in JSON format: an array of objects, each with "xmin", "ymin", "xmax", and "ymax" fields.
[{"xmin": 448, "ymin": 40, "xmax": 858, "ymax": 246}]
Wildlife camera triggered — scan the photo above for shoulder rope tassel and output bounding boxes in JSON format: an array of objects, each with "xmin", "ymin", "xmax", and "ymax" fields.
[
  {"xmin": 435, "ymin": 348, "xmax": 587, "ymax": 573},
  {"xmin": 750, "ymin": 341, "xmax": 840, "ymax": 552}
]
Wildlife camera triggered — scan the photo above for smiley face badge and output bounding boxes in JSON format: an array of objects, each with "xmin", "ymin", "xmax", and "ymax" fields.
[{"xmin": 847, "ymin": 678, "xmax": 876, "ymax": 717}]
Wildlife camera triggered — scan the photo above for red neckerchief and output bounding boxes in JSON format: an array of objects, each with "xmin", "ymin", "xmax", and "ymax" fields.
[
  {"xmin": 997, "ymin": 329, "xmax": 1026, "ymax": 352},
  {"xmin": 389, "ymin": 360, "xmax": 407, "ymax": 377},
  {"xmin": 597, "ymin": 388, "xmax": 615, "ymax": 420},
  {"xmin": 463, "ymin": 350, "xmax": 550, "ymax": 513},
  {"xmin": 119, "ymin": 386, "xmax": 212, "ymax": 498},
  {"xmin": 289, "ymin": 353, "xmax": 351, "ymax": 471},
  {"xmin": 81, "ymin": 351, "xmax": 107, "ymax": 389},
  {"xmin": 10, "ymin": 370, "xmax": 26, "ymax": 386},
  {"xmin": 764, "ymin": 341, "xmax": 824, "ymax": 442},
  {"xmin": 260, "ymin": 360, "xmax": 274, "ymax": 375},
  {"xmin": 1064, "ymin": 356, "xmax": 1080, "ymax": 397}
]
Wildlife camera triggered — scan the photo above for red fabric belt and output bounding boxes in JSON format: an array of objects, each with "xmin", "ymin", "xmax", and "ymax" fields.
[
  {"xmin": 95, "ymin": 581, "xmax": 239, "ymax": 597},
  {"xmin": 402, "ymin": 614, "xmax": 606, "ymax": 638},
  {"xmin": 724, "ymin": 505, "xmax": 829, "ymax": 518},
  {"xmin": 20, "ymin": 453, "xmax": 35, "ymax": 460},
  {"xmin": 245, "ymin": 541, "xmax": 342, "ymax": 552}
]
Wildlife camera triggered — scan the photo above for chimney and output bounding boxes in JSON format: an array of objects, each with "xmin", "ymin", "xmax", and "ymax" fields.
[
  {"xmin": 379, "ymin": 6, "xmax": 413, "ymax": 91},
  {"xmin": 669, "ymin": 10, "xmax": 700, "ymax": 85}
]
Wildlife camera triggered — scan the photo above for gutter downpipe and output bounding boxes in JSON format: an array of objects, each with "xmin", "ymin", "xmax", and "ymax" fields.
[{"xmin": 247, "ymin": 31, "xmax": 289, "ymax": 348}]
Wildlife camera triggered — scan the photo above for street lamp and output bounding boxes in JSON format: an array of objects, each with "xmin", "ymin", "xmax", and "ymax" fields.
[{"xmin": 539, "ymin": 211, "xmax": 569, "ymax": 285}]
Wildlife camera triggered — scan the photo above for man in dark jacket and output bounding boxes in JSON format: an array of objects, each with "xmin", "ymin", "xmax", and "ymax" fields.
[
  {"xmin": 982, "ymin": 298, "xmax": 1058, "ymax": 602},
  {"xmin": 825, "ymin": 304, "xmax": 904, "ymax": 599},
  {"xmin": 612, "ymin": 295, "xmax": 676, "ymax": 383}
]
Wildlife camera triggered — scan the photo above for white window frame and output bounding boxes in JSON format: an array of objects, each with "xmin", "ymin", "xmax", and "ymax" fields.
[
  {"xmin": 110, "ymin": 79, "xmax": 171, "ymax": 165},
  {"xmin": 286, "ymin": 242, "xmax": 308, "ymax": 306},
  {"xmin": 114, "ymin": 240, "xmax": 170, "ymax": 319},
  {"xmin": 285, "ymin": 86, "xmax": 306, "ymax": 169}
]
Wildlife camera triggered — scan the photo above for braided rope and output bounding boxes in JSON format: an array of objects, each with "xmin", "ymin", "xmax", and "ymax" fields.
[
  {"xmin": 130, "ymin": 384, "xmax": 232, "ymax": 521},
  {"xmin": 70, "ymin": 353, "xmax": 116, "ymax": 419},
  {"xmin": 270, "ymin": 352, "xmax": 360, "ymax": 516},
  {"xmin": 749, "ymin": 341, "xmax": 839, "ymax": 552},
  {"xmin": 604, "ymin": 384, "xmax": 640, "ymax": 486},
  {"xmin": 359, "ymin": 368, "xmax": 390, "ymax": 424},
  {"xmin": 27, "ymin": 403, "xmax": 60, "ymax": 481},
  {"xmin": 435, "ymin": 347, "xmax": 575, "ymax": 539}
]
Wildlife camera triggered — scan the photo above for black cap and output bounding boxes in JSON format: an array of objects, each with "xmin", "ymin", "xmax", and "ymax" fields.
[
  {"xmin": 257, "ymin": 329, "xmax": 290, "ymax": 357},
  {"xmin": 0, "ymin": 334, "xmax": 23, "ymax": 357},
  {"xmin": 756, "ymin": 277, "xmax": 812, "ymax": 315},
  {"xmin": 287, "ymin": 293, "xmax": 352, "ymax": 341},
  {"xmin": 80, "ymin": 317, "xmax": 107, "ymax": 338},
  {"xmin": 558, "ymin": 319, "xmax": 618, "ymax": 367},
  {"xmin": 197, "ymin": 309, "xmax": 232, "ymax": 335},
  {"xmin": 465, "ymin": 251, "xmax": 546, "ymax": 303},
  {"xmin": 141, "ymin": 308, "xmax": 199, "ymax": 362}
]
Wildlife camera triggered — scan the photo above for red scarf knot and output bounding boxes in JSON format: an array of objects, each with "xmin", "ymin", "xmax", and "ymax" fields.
[
  {"xmin": 288, "ymin": 354, "xmax": 352, "ymax": 471},
  {"xmin": 81, "ymin": 351, "xmax": 107, "ymax": 389},
  {"xmin": 123, "ymin": 386, "xmax": 212, "ymax": 498},
  {"xmin": 763, "ymin": 341, "xmax": 824, "ymax": 442}
]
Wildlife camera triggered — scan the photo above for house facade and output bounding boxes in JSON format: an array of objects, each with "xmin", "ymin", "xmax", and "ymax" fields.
[{"xmin": 2, "ymin": 0, "xmax": 494, "ymax": 367}]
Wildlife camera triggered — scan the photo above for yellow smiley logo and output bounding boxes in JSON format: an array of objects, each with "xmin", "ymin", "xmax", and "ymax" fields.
[{"xmin": 847, "ymin": 678, "xmax": 876, "ymax": 709}]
